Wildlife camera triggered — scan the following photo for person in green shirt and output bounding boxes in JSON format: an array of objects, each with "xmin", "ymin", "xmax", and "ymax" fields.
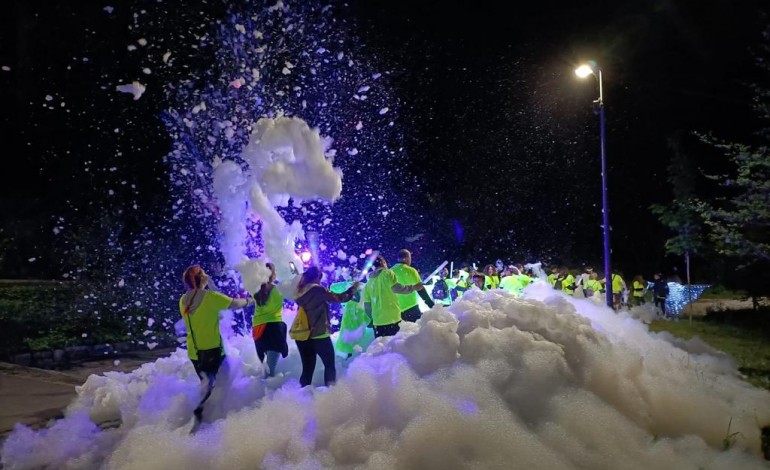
[
  {"xmin": 483, "ymin": 264, "xmax": 500, "ymax": 290},
  {"xmin": 471, "ymin": 272, "xmax": 487, "ymax": 290},
  {"xmin": 295, "ymin": 266, "xmax": 359, "ymax": 387},
  {"xmin": 499, "ymin": 266, "xmax": 523, "ymax": 295},
  {"xmin": 335, "ymin": 276, "xmax": 375, "ymax": 357},
  {"xmin": 252, "ymin": 263, "xmax": 288, "ymax": 378},
  {"xmin": 584, "ymin": 271, "xmax": 603, "ymax": 299},
  {"xmin": 558, "ymin": 267, "xmax": 576, "ymax": 296},
  {"xmin": 546, "ymin": 267, "xmax": 559, "ymax": 287},
  {"xmin": 364, "ymin": 255, "xmax": 424, "ymax": 338},
  {"xmin": 179, "ymin": 265, "xmax": 254, "ymax": 421},
  {"xmin": 391, "ymin": 249, "xmax": 435, "ymax": 322}
]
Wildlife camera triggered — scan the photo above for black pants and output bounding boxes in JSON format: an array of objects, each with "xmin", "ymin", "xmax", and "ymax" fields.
[
  {"xmin": 295, "ymin": 337, "xmax": 336, "ymax": 387},
  {"xmin": 374, "ymin": 321, "xmax": 400, "ymax": 338},
  {"xmin": 655, "ymin": 297, "xmax": 667, "ymax": 316},
  {"xmin": 401, "ymin": 305, "xmax": 422, "ymax": 322}
]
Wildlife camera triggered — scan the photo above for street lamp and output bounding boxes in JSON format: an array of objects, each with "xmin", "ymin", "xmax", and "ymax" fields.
[{"xmin": 575, "ymin": 60, "xmax": 613, "ymax": 309}]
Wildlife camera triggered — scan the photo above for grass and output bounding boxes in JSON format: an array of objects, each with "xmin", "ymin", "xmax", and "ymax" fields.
[
  {"xmin": 650, "ymin": 311, "xmax": 770, "ymax": 390},
  {"xmin": 699, "ymin": 284, "xmax": 749, "ymax": 300}
]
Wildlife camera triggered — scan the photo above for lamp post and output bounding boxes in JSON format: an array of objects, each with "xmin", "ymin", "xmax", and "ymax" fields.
[{"xmin": 576, "ymin": 61, "xmax": 613, "ymax": 309}]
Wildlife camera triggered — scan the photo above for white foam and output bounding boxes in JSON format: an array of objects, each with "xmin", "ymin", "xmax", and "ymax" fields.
[{"xmin": 2, "ymin": 288, "xmax": 768, "ymax": 469}]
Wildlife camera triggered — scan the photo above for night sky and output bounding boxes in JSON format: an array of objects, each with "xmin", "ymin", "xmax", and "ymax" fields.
[{"xmin": 1, "ymin": 0, "xmax": 767, "ymax": 282}]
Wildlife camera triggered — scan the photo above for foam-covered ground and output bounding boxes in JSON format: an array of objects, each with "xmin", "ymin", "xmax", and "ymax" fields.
[{"xmin": 3, "ymin": 282, "xmax": 769, "ymax": 469}]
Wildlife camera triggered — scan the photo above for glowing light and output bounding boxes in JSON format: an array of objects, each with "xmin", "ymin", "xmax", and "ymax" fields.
[
  {"xmin": 646, "ymin": 282, "xmax": 710, "ymax": 315},
  {"xmin": 575, "ymin": 64, "xmax": 594, "ymax": 78},
  {"xmin": 300, "ymin": 251, "xmax": 312, "ymax": 263},
  {"xmin": 666, "ymin": 282, "xmax": 710, "ymax": 315}
]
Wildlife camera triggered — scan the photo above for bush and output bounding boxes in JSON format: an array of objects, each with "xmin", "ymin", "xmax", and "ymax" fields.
[{"xmin": 0, "ymin": 281, "xmax": 144, "ymax": 358}]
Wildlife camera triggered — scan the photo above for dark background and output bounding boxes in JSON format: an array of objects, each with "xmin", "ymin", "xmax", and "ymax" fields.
[{"xmin": 1, "ymin": 0, "xmax": 767, "ymax": 281}]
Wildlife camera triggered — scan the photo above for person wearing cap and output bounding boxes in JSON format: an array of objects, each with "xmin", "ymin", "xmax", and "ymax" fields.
[
  {"xmin": 179, "ymin": 265, "xmax": 254, "ymax": 420},
  {"xmin": 391, "ymin": 249, "xmax": 435, "ymax": 322},
  {"xmin": 363, "ymin": 255, "xmax": 424, "ymax": 338}
]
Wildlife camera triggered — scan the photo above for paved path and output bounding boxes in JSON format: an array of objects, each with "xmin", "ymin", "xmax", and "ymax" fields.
[{"xmin": 0, "ymin": 348, "xmax": 176, "ymax": 439}]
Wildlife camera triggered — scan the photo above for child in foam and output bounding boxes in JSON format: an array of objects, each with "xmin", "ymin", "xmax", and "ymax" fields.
[
  {"xmin": 179, "ymin": 265, "xmax": 254, "ymax": 420},
  {"xmin": 252, "ymin": 262, "xmax": 289, "ymax": 378},
  {"xmin": 295, "ymin": 266, "xmax": 359, "ymax": 387}
]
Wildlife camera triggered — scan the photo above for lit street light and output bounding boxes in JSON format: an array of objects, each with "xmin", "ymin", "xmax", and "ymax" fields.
[{"xmin": 575, "ymin": 60, "xmax": 613, "ymax": 309}]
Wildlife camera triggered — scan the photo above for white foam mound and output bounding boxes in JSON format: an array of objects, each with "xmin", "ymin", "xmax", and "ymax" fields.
[{"xmin": 3, "ymin": 284, "xmax": 769, "ymax": 469}]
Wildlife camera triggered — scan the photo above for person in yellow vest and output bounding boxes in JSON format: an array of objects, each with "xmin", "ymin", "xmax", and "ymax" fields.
[
  {"xmin": 450, "ymin": 269, "xmax": 470, "ymax": 300},
  {"xmin": 252, "ymin": 263, "xmax": 288, "ymax": 378},
  {"xmin": 483, "ymin": 264, "xmax": 500, "ymax": 290},
  {"xmin": 499, "ymin": 266, "xmax": 524, "ymax": 295},
  {"xmin": 516, "ymin": 264, "xmax": 533, "ymax": 288},
  {"xmin": 295, "ymin": 266, "xmax": 359, "ymax": 387},
  {"xmin": 471, "ymin": 272, "xmax": 487, "ymax": 290},
  {"xmin": 334, "ymin": 269, "xmax": 375, "ymax": 357},
  {"xmin": 364, "ymin": 255, "xmax": 424, "ymax": 338},
  {"xmin": 584, "ymin": 271, "xmax": 603, "ymax": 299},
  {"xmin": 600, "ymin": 272, "xmax": 627, "ymax": 310},
  {"xmin": 546, "ymin": 267, "xmax": 558, "ymax": 287},
  {"xmin": 391, "ymin": 249, "xmax": 435, "ymax": 322},
  {"xmin": 631, "ymin": 275, "xmax": 646, "ymax": 306},
  {"xmin": 554, "ymin": 266, "xmax": 576, "ymax": 295},
  {"xmin": 179, "ymin": 265, "xmax": 254, "ymax": 421}
]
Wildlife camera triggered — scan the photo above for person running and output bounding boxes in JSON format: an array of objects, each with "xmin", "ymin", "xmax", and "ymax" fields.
[
  {"xmin": 294, "ymin": 266, "xmax": 359, "ymax": 387},
  {"xmin": 252, "ymin": 263, "xmax": 288, "ymax": 378},
  {"xmin": 179, "ymin": 265, "xmax": 254, "ymax": 420},
  {"xmin": 391, "ymin": 249, "xmax": 435, "ymax": 322},
  {"xmin": 363, "ymin": 255, "xmax": 423, "ymax": 338}
]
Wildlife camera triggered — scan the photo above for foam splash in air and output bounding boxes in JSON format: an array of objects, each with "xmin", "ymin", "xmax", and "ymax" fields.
[{"xmin": 211, "ymin": 117, "xmax": 343, "ymax": 291}]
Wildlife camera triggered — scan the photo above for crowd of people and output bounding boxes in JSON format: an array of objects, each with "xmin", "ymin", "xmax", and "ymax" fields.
[{"xmin": 177, "ymin": 253, "xmax": 672, "ymax": 421}]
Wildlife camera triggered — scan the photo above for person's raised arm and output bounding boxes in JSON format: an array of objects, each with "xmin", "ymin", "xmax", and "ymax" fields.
[
  {"xmin": 229, "ymin": 296, "xmax": 254, "ymax": 310},
  {"xmin": 321, "ymin": 282, "xmax": 361, "ymax": 303},
  {"xmin": 391, "ymin": 282, "xmax": 423, "ymax": 294}
]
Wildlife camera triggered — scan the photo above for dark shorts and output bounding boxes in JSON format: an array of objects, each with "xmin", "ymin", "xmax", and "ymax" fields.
[
  {"xmin": 191, "ymin": 348, "xmax": 225, "ymax": 378},
  {"xmin": 401, "ymin": 305, "xmax": 422, "ymax": 323},
  {"xmin": 374, "ymin": 322, "xmax": 400, "ymax": 338},
  {"xmin": 254, "ymin": 321, "xmax": 289, "ymax": 361}
]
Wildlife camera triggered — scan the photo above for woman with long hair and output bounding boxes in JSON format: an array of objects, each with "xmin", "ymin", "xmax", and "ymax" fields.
[
  {"xmin": 252, "ymin": 263, "xmax": 288, "ymax": 377},
  {"xmin": 294, "ymin": 266, "xmax": 359, "ymax": 387},
  {"xmin": 484, "ymin": 264, "xmax": 500, "ymax": 290},
  {"xmin": 179, "ymin": 265, "xmax": 253, "ymax": 420}
]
